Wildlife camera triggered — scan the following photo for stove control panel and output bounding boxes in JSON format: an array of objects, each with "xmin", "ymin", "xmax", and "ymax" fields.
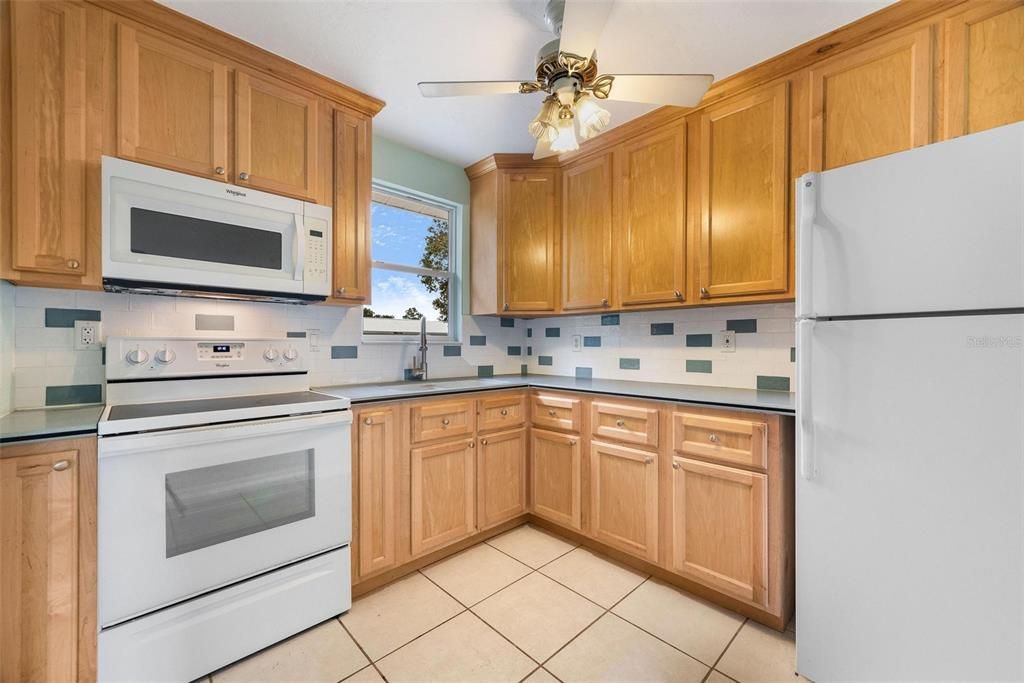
[{"xmin": 107, "ymin": 337, "xmax": 306, "ymax": 380}]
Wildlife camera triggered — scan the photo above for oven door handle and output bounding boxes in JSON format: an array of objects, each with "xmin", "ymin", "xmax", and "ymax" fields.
[{"xmin": 293, "ymin": 213, "xmax": 305, "ymax": 281}]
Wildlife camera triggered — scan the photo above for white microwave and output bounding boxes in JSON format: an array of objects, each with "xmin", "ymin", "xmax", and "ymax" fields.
[{"xmin": 102, "ymin": 157, "xmax": 331, "ymax": 304}]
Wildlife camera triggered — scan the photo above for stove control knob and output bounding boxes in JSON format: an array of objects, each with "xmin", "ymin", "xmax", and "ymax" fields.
[
  {"xmin": 283, "ymin": 348, "xmax": 299, "ymax": 362},
  {"xmin": 154, "ymin": 348, "xmax": 176, "ymax": 365},
  {"xmin": 126, "ymin": 348, "xmax": 149, "ymax": 365},
  {"xmin": 264, "ymin": 348, "xmax": 280, "ymax": 362}
]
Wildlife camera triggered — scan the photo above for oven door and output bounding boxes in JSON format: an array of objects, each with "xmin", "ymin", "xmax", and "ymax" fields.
[
  {"xmin": 97, "ymin": 410, "xmax": 351, "ymax": 628},
  {"xmin": 102, "ymin": 156, "xmax": 306, "ymax": 294}
]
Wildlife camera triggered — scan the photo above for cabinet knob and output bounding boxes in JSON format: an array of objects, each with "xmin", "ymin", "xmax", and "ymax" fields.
[
  {"xmin": 672, "ymin": 461, "xmax": 681, "ymax": 470},
  {"xmin": 363, "ymin": 417, "xmax": 373, "ymax": 425},
  {"xmin": 214, "ymin": 166, "xmax": 225, "ymax": 175},
  {"xmin": 481, "ymin": 439, "xmax": 488, "ymax": 445},
  {"xmin": 644, "ymin": 456, "xmax": 654, "ymax": 465},
  {"xmin": 52, "ymin": 460, "xmax": 70, "ymax": 472},
  {"xmin": 570, "ymin": 440, "xmax": 577, "ymax": 446},
  {"xmin": 441, "ymin": 418, "xmax": 450, "ymax": 426},
  {"xmin": 503, "ymin": 303, "xmax": 510, "ymax": 311},
  {"xmin": 66, "ymin": 259, "xmax": 80, "ymax": 270},
  {"xmin": 708, "ymin": 433, "xmax": 719, "ymax": 443},
  {"xmin": 239, "ymin": 171, "xmax": 250, "ymax": 181},
  {"xmin": 336, "ymin": 287, "xmax": 346, "ymax": 296},
  {"xmin": 674, "ymin": 290, "xmax": 682, "ymax": 299},
  {"xmin": 601, "ymin": 298, "xmax": 609, "ymax": 307},
  {"xmin": 548, "ymin": 409, "xmax": 556, "ymax": 416},
  {"xmin": 615, "ymin": 419, "xmax": 625, "ymax": 427},
  {"xmin": 700, "ymin": 287, "xmax": 710, "ymax": 298},
  {"xmin": 469, "ymin": 441, "xmax": 475, "ymax": 448},
  {"xmin": 500, "ymin": 409, "xmax": 508, "ymax": 416}
]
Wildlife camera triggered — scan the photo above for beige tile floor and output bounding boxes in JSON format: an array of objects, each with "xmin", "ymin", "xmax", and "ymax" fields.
[{"xmin": 205, "ymin": 524, "xmax": 803, "ymax": 683}]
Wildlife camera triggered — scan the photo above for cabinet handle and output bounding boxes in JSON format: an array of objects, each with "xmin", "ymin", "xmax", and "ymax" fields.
[
  {"xmin": 708, "ymin": 433, "xmax": 719, "ymax": 443},
  {"xmin": 52, "ymin": 460, "xmax": 70, "ymax": 471},
  {"xmin": 239, "ymin": 171, "xmax": 250, "ymax": 181},
  {"xmin": 214, "ymin": 166, "xmax": 225, "ymax": 175},
  {"xmin": 700, "ymin": 287, "xmax": 710, "ymax": 298},
  {"xmin": 500, "ymin": 409, "xmax": 508, "ymax": 416},
  {"xmin": 441, "ymin": 418, "xmax": 450, "ymax": 426},
  {"xmin": 644, "ymin": 456, "xmax": 654, "ymax": 465},
  {"xmin": 615, "ymin": 419, "xmax": 625, "ymax": 427},
  {"xmin": 674, "ymin": 290, "xmax": 682, "ymax": 299},
  {"xmin": 548, "ymin": 409, "xmax": 557, "ymax": 416},
  {"xmin": 66, "ymin": 259, "xmax": 80, "ymax": 270},
  {"xmin": 672, "ymin": 461, "xmax": 681, "ymax": 470},
  {"xmin": 363, "ymin": 417, "xmax": 373, "ymax": 425}
]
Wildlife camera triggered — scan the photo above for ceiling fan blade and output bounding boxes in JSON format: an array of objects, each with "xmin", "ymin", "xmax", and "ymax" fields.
[
  {"xmin": 418, "ymin": 81, "xmax": 531, "ymax": 98},
  {"xmin": 557, "ymin": 0, "xmax": 614, "ymax": 60},
  {"xmin": 533, "ymin": 137, "xmax": 559, "ymax": 160},
  {"xmin": 603, "ymin": 74, "xmax": 714, "ymax": 107}
]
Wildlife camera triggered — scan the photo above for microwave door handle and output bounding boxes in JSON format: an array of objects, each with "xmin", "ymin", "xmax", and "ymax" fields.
[{"xmin": 293, "ymin": 213, "xmax": 305, "ymax": 280}]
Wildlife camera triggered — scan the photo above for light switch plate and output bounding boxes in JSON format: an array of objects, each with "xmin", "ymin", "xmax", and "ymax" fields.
[
  {"xmin": 718, "ymin": 330, "xmax": 736, "ymax": 353},
  {"xmin": 75, "ymin": 320, "xmax": 102, "ymax": 349},
  {"xmin": 307, "ymin": 329, "xmax": 321, "ymax": 352},
  {"xmin": 572, "ymin": 335, "xmax": 582, "ymax": 351}
]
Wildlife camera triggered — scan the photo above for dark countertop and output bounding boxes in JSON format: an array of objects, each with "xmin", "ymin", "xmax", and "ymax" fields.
[
  {"xmin": 315, "ymin": 375, "xmax": 795, "ymax": 415},
  {"xmin": 0, "ymin": 405, "xmax": 105, "ymax": 445}
]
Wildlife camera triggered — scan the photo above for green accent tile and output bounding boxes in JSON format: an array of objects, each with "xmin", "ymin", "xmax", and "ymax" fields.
[
  {"xmin": 757, "ymin": 375, "xmax": 791, "ymax": 391},
  {"xmin": 650, "ymin": 322, "xmax": 674, "ymax": 335},
  {"xmin": 507, "ymin": 346, "xmax": 522, "ymax": 356},
  {"xmin": 470, "ymin": 335, "xmax": 486, "ymax": 345},
  {"xmin": 575, "ymin": 366, "xmax": 593, "ymax": 379},
  {"xmin": 404, "ymin": 369, "xmax": 416, "ymax": 380},
  {"xmin": 521, "ymin": 364, "xmax": 528, "ymax": 376},
  {"xmin": 501, "ymin": 318, "xmax": 515, "ymax": 328},
  {"xmin": 46, "ymin": 384, "xmax": 102, "ymax": 406},
  {"xmin": 44, "ymin": 308, "xmax": 100, "ymax": 328},
  {"xmin": 527, "ymin": 328, "xmax": 533, "ymax": 338},
  {"xmin": 601, "ymin": 314, "xmax": 620, "ymax": 326},
  {"xmin": 527, "ymin": 346, "xmax": 533, "ymax": 356},
  {"xmin": 583, "ymin": 336, "xmax": 601, "ymax": 347},
  {"xmin": 686, "ymin": 359, "xmax": 713, "ymax": 373},
  {"xmin": 545, "ymin": 327, "xmax": 560, "ymax": 338},
  {"xmin": 477, "ymin": 365, "xmax": 494, "ymax": 377},
  {"xmin": 538, "ymin": 355, "xmax": 553, "ymax": 366},
  {"xmin": 443, "ymin": 345, "xmax": 462, "ymax": 357},
  {"xmin": 286, "ymin": 331, "xmax": 307, "ymax": 338},
  {"xmin": 331, "ymin": 345, "xmax": 358, "ymax": 359},
  {"xmin": 686, "ymin": 333, "xmax": 713, "ymax": 347},
  {"xmin": 619, "ymin": 358, "xmax": 640, "ymax": 370},
  {"xmin": 727, "ymin": 318, "xmax": 757, "ymax": 333},
  {"xmin": 790, "ymin": 347, "xmax": 797, "ymax": 362}
]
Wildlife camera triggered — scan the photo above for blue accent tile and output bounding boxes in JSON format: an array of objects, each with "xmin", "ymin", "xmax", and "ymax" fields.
[
  {"xmin": 538, "ymin": 355, "xmax": 553, "ymax": 366},
  {"xmin": 686, "ymin": 359, "xmax": 713, "ymax": 373},
  {"xmin": 195, "ymin": 313, "xmax": 234, "ymax": 331},
  {"xmin": 619, "ymin": 358, "xmax": 640, "ymax": 370},
  {"xmin": 501, "ymin": 318, "xmax": 515, "ymax": 328},
  {"xmin": 727, "ymin": 319, "xmax": 758, "ymax": 334},
  {"xmin": 286, "ymin": 331, "xmax": 307, "ymax": 338},
  {"xmin": 650, "ymin": 322, "xmax": 674, "ymax": 336},
  {"xmin": 583, "ymin": 336, "xmax": 602, "ymax": 348},
  {"xmin": 527, "ymin": 346, "xmax": 533, "ymax": 356},
  {"xmin": 527, "ymin": 328, "xmax": 533, "ymax": 338},
  {"xmin": 575, "ymin": 366, "xmax": 593, "ymax": 379},
  {"xmin": 477, "ymin": 365, "xmax": 495, "ymax": 378},
  {"xmin": 686, "ymin": 333, "xmax": 713, "ymax": 347},
  {"xmin": 46, "ymin": 384, "xmax": 102, "ymax": 406},
  {"xmin": 101, "ymin": 347, "xmax": 106, "ymax": 365},
  {"xmin": 601, "ymin": 314, "xmax": 620, "ymax": 326},
  {"xmin": 404, "ymin": 369, "xmax": 416, "ymax": 380},
  {"xmin": 545, "ymin": 327, "xmax": 560, "ymax": 338},
  {"xmin": 791, "ymin": 347, "xmax": 797, "ymax": 362},
  {"xmin": 44, "ymin": 308, "xmax": 100, "ymax": 328},
  {"xmin": 443, "ymin": 345, "xmax": 462, "ymax": 357},
  {"xmin": 757, "ymin": 375, "xmax": 791, "ymax": 391},
  {"xmin": 507, "ymin": 346, "xmax": 522, "ymax": 356},
  {"xmin": 470, "ymin": 335, "xmax": 486, "ymax": 346},
  {"xmin": 521, "ymin": 364, "xmax": 528, "ymax": 376},
  {"xmin": 331, "ymin": 345, "xmax": 358, "ymax": 359}
]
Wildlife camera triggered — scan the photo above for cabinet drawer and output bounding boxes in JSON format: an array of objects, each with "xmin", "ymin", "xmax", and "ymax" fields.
[
  {"xmin": 478, "ymin": 393, "xmax": 526, "ymax": 433},
  {"xmin": 672, "ymin": 412, "xmax": 767, "ymax": 469},
  {"xmin": 591, "ymin": 401, "xmax": 659, "ymax": 448},
  {"xmin": 410, "ymin": 400, "xmax": 475, "ymax": 443},
  {"xmin": 531, "ymin": 394, "xmax": 582, "ymax": 433}
]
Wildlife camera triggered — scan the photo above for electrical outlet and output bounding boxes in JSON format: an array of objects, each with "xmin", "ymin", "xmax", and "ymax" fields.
[
  {"xmin": 75, "ymin": 320, "xmax": 102, "ymax": 349},
  {"xmin": 718, "ymin": 330, "xmax": 736, "ymax": 353},
  {"xmin": 572, "ymin": 334, "xmax": 582, "ymax": 351}
]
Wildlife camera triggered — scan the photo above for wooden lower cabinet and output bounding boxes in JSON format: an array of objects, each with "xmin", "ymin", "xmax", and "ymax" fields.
[
  {"xmin": 0, "ymin": 437, "xmax": 96, "ymax": 683},
  {"xmin": 477, "ymin": 428, "xmax": 526, "ymax": 530},
  {"xmin": 529, "ymin": 428, "xmax": 582, "ymax": 530},
  {"xmin": 354, "ymin": 406, "xmax": 399, "ymax": 578},
  {"xmin": 588, "ymin": 440, "xmax": 659, "ymax": 562},
  {"xmin": 410, "ymin": 438, "xmax": 476, "ymax": 556},
  {"xmin": 670, "ymin": 456, "xmax": 769, "ymax": 607}
]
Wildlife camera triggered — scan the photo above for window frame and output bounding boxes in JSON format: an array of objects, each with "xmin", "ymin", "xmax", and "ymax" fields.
[{"xmin": 362, "ymin": 180, "xmax": 461, "ymax": 343}]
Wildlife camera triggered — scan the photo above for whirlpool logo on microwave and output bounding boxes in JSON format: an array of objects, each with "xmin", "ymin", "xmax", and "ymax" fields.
[{"xmin": 226, "ymin": 188, "xmax": 247, "ymax": 198}]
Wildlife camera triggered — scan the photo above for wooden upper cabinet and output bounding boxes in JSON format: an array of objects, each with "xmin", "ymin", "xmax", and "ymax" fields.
[
  {"xmin": 354, "ymin": 406, "xmax": 398, "ymax": 579},
  {"xmin": 477, "ymin": 428, "xmax": 527, "ymax": 530},
  {"xmin": 698, "ymin": 81, "xmax": 789, "ymax": 300},
  {"xmin": 614, "ymin": 124, "xmax": 687, "ymax": 308},
  {"xmin": 235, "ymin": 71, "xmax": 319, "ymax": 200},
  {"xmin": 589, "ymin": 440, "xmax": 659, "ymax": 562},
  {"xmin": 117, "ymin": 24, "xmax": 229, "ymax": 180},
  {"xmin": 333, "ymin": 109, "xmax": 372, "ymax": 302},
  {"xmin": 9, "ymin": 0, "xmax": 87, "ymax": 277},
  {"xmin": 501, "ymin": 169, "xmax": 559, "ymax": 313},
  {"xmin": 562, "ymin": 152, "xmax": 613, "ymax": 311},
  {"xmin": 943, "ymin": 1, "xmax": 1024, "ymax": 138},
  {"xmin": 410, "ymin": 438, "xmax": 476, "ymax": 556},
  {"xmin": 809, "ymin": 27, "xmax": 932, "ymax": 170}
]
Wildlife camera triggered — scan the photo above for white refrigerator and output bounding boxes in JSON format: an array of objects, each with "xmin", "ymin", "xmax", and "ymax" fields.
[{"xmin": 796, "ymin": 121, "xmax": 1024, "ymax": 681}]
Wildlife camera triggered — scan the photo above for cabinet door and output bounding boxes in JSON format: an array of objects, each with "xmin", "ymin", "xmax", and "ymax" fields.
[
  {"xmin": 410, "ymin": 439, "xmax": 476, "ymax": 556},
  {"xmin": 235, "ymin": 72, "xmax": 319, "ymax": 200},
  {"xmin": 477, "ymin": 428, "xmax": 527, "ymax": 530},
  {"xmin": 355, "ymin": 407, "xmax": 398, "ymax": 578},
  {"xmin": 943, "ymin": 2, "xmax": 1024, "ymax": 138},
  {"xmin": 117, "ymin": 24, "xmax": 229, "ymax": 180},
  {"xmin": 589, "ymin": 440, "xmax": 658, "ymax": 562},
  {"xmin": 0, "ymin": 449, "xmax": 79, "ymax": 682},
  {"xmin": 333, "ymin": 109, "xmax": 372, "ymax": 302},
  {"xmin": 529, "ymin": 428, "xmax": 581, "ymax": 530},
  {"xmin": 562, "ymin": 153, "xmax": 613, "ymax": 311},
  {"xmin": 501, "ymin": 170, "xmax": 559, "ymax": 312},
  {"xmin": 9, "ymin": 0, "xmax": 87, "ymax": 276},
  {"xmin": 698, "ymin": 82, "xmax": 789, "ymax": 299},
  {"xmin": 808, "ymin": 27, "xmax": 932, "ymax": 170},
  {"xmin": 671, "ymin": 456, "xmax": 768, "ymax": 607}
]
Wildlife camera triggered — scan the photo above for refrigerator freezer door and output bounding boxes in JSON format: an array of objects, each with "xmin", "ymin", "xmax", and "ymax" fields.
[
  {"xmin": 797, "ymin": 121, "xmax": 1023, "ymax": 319},
  {"xmin": 797, "ymin": 314, "xmax": 1024, "ymax": 681}
]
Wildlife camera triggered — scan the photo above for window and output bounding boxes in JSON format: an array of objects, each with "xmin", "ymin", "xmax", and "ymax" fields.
[{"xmin": 364, "ymin": 185, "xmax": 457, "ymax": 339}]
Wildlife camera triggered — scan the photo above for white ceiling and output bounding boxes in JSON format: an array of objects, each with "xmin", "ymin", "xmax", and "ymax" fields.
[{"xmin": 158, "ymin": 0, "xmax": 893, "ymax": 167}]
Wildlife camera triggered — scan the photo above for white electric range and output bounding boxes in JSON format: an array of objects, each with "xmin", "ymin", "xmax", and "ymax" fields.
[{"xmin": 96, "ymin": 336, "xmax": 352, "ymax": 682}]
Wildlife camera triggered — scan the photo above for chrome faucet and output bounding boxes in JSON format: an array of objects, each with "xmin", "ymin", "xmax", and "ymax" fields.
[{"xmin": 409, "ymin": 316, "xmax": 428, "ymax": 381}]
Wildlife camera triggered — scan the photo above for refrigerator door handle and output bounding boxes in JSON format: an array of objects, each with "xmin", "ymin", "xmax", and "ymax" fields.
[
  {"xmin": 796, "ymin": 173, "xmax": 819, "ymax": 319},
  {"xmin": 797, "ymin": 319, "xmax": 815, "ymax": 480}
]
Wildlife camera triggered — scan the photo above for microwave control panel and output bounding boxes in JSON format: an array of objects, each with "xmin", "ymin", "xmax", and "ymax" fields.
[{"xmin": 303, "ymin": 218, "xmax": 329, "ymax": 286}]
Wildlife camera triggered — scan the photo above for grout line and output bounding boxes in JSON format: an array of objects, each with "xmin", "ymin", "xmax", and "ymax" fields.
[
  {"xmin": 701, "ymin": 618, "xmax": 747, "ymax": 682},
  {"xmin": 337, "ymin": 618, "xmax": 389, "ymax": 682},
  {"xmin": 350, "ymin": 603, "xmax": 469, "ymax": 665}
]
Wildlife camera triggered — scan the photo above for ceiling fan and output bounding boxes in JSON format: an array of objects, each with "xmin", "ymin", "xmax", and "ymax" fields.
[{"xmin": 418, "ymin": 0, "xmax": 713, "ymax": 159}]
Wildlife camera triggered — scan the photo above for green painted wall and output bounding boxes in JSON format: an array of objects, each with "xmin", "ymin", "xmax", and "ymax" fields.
[{"xmin": 371, "ymin": 135, "xmax": 472, "ymax": 314}]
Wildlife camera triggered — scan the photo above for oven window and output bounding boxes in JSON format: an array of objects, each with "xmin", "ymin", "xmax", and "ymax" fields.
[
  {"xmin": 130, "ymin": 207, "xmax": 283, "ymax": 270},
  {"xmin": 164, "ymin": 450, "xmax": 314, "ymax": 558}
]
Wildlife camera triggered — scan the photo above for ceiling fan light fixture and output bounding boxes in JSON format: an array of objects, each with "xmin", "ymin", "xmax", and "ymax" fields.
[
  {"xmin": 528, "ymin": 96, "xmax": 560, "ymax": 142},
  {"xmin": 550, "ymin": 117, "xmax": 579, "ymax": 153},
  {"xmin": 575, "ymin": 92, "xmax": 610, "ymax": 139}
]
